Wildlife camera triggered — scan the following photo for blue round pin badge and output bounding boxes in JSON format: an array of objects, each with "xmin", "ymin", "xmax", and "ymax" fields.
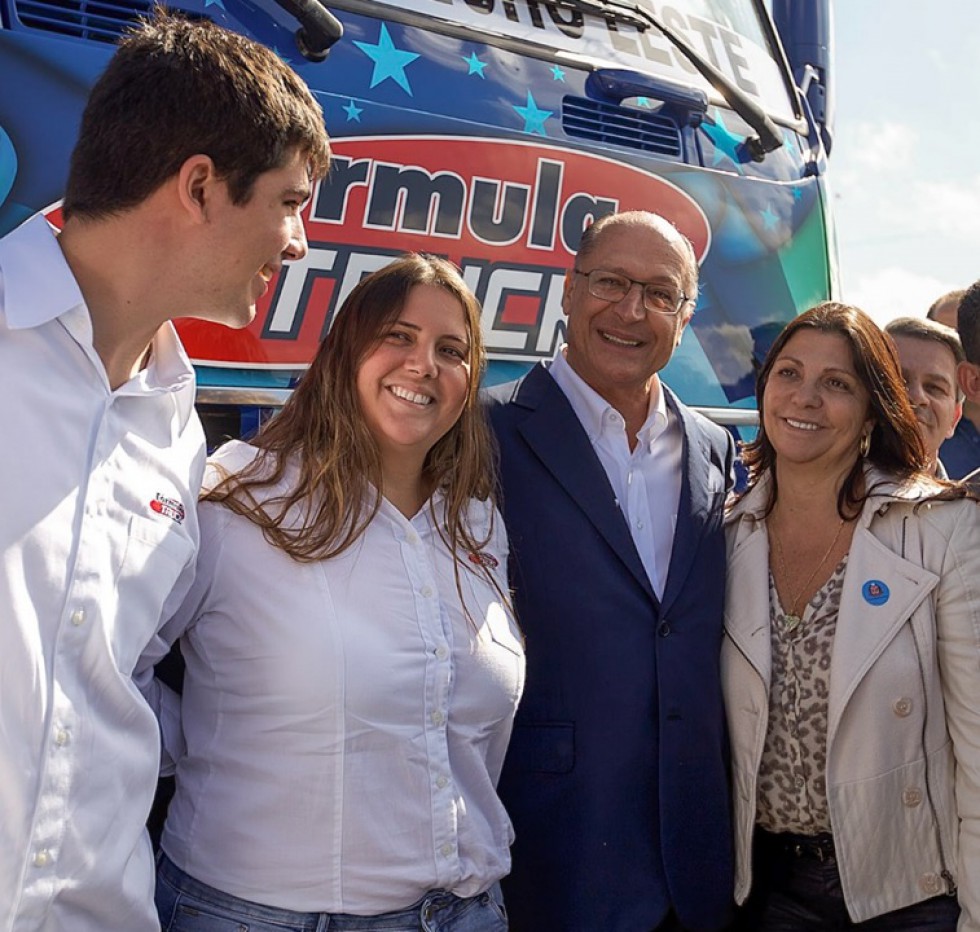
[{"xmin": 862, "ymin": 580, "xmax": 889, "ymax": 606}]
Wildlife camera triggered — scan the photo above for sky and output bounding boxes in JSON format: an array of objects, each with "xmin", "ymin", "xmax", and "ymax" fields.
[{"xmin": 830, "ymin": 0, "xmax": 980, "ymax": 326}]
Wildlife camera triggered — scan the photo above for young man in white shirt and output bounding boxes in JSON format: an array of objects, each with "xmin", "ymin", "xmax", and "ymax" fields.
[{"xmin": 0, "ymin": 12, "xmax": 330, "ymax": 931}]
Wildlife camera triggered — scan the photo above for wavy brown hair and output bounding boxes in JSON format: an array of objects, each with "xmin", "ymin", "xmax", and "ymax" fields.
[
  {"xmin": 742, "ymin": 301, "xmax": 970, "ymax": 518},
  {"xmin": 206, "ymin": 254, "xmax": 497, "ymax": 566}
]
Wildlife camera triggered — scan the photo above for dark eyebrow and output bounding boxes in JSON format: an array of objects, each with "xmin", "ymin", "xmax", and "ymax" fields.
[
  {"xmin": 777, "ymin": 355, "xmax": 858, "ymax": 378},
  {"xmin": 392, "ymin": 320, "xmax": 469, "ymax": 345},
  {"xmin": 285, "ymin": 184, "xmax": 312, "ymax": 202}
]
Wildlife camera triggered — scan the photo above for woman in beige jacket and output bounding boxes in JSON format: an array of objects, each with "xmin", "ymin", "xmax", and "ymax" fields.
[{"xmin": 723, "ymin": 302, "xmax": 980, "ymax": 929}]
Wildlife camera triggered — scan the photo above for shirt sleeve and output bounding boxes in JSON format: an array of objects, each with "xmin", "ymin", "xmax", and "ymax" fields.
[
  {"xmin": 934, "ymin": 501, "xmax": 980, "ymax": 930},
  {"xmin": 134, "ymin": 501, "xmax": 229, "ymax": 774}
]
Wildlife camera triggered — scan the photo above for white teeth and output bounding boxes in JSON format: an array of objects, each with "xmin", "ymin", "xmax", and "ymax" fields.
[
  {"xmin": 601, "ymin": 331, "xmax": 641, "ymax": 347},
  {"xmin": 786, "ymin": 418, "xmax": 819, "ymax": 431},
  {"xmin": 389, "ymin": 385, "xmax": 433, "ymax": 406}
]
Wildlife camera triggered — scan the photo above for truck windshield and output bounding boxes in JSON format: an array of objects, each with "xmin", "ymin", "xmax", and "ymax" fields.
[{"xmin": 343, "ymin": 0, "xmax": 796, "ymax": 123}]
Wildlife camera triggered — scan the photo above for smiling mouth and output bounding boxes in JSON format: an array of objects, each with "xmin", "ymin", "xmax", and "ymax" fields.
[
  {"xmin": 600, "ymin": 330, "xmax": 642, "ymax": 347},
  {"xmin": 785, "ymin": 418, "xmax": 820, "ymax": 431},
  {"xmin": 388, "ymin": 385, "xmax": 434, "ymax": 406}
]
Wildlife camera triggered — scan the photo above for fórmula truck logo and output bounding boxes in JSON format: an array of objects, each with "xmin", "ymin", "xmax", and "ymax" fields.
[{"xmin": 176, "ymin": 135, "xmax": 711, "ymax": 369}]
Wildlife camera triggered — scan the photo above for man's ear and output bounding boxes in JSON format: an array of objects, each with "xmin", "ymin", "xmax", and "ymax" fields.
[
  {"xmin": 561, "ymin": 269, "xmax": 576, "ymax": 318},
  {"xmin": 957, "ymin": 360, "xmax": 980, "ymax": 404},
  {"xmin": 176, "ymin": 154, "xmax": 219, "ymax": 221},
  {"xmin": 950, "ymin": 400, "xmax": 963, "ymax": 437}
]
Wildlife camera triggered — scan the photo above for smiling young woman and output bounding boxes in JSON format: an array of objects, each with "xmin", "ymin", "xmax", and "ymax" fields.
[{"xmin": 151, "ymin": 255, "xmax": 523, "ymax": 932}]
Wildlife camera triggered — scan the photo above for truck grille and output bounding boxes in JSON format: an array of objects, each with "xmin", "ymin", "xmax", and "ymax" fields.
[
  {"xmin": 562, "ymin": 96, "xmax": 682, "ymax": 157},
  {"xmin": 12, "ymin": 0, "xmax": 152, "ymax": 43}
]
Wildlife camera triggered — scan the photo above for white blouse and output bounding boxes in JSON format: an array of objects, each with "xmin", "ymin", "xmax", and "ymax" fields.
[{"xmin": 158, "ymin": 441, "xmax": 524, "ymax": 914}]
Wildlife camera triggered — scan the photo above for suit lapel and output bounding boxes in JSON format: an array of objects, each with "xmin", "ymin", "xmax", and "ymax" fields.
[
  {"xmin": 827, "ymin": 525, "xmax": 938, "ymax": 744},
  {"xmin": 514, "ymin": 365, "xmax": 656, "ymax": 602},
  {"xmin": 661, "ymin": 393, "xmax": 716, "ymax": 614},
  {"xmin": 724, "ymin": 519, "xmax": 772, "ymax": 686}
]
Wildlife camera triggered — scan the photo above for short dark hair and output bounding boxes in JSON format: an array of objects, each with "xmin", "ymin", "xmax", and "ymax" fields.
[
  {"xmin": 926, "ymin": 288, "xmax": 966, "ymax": 323},
  {"xmin": 957, "ymin": 281, "xmax": 980, "ymax": 364},
  {"xmin": 742, "ymin": 302, "xmax": 928, "ymax": 518},
  {"xmin": 884, "ymin": 316, "xmax": 965, "ymax": 399},
  {"xmin": 63, "ymin": 9, "xmax": 330, "ymax": 219}
]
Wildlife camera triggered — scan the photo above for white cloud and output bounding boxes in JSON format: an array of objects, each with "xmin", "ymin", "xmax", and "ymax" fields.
[
  {"xmin": 841, "ymin": 267, "xmax": 955, "ymax": 327},
  {"xmin": 906, "ymin": 176, "xmax": 980, "ymax": 236},
  {"xmin": 835, "ymin": 120, "xmax": 918, "ymax": 178}
]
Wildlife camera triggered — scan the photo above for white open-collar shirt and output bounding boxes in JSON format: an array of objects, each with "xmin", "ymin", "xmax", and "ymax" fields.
[
  {"xmin": 550, "ymin": 348, "xmax": 683, "ymax": 599},
  {"xmin": 157, "ymin": 440, "xmax": 524, "ymax": 914},
  {"xmin": 0, "ymin": 215, "xmax": 205, "ymax": 931}
]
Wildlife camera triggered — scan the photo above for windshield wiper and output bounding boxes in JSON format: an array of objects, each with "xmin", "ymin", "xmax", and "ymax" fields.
[
  {"xmin": 273, "ymin": 0, "xmax": 343, "ymax": 61},
  {"xmin": 555, "ymin": 0, "xmax": 783, "ymax": 160}
]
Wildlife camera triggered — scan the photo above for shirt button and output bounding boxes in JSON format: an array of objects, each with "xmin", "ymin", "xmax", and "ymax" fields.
[
  {"xmin": 406, "ymin": 532, "xmax": 419, "ymax": 545},
  {"xmin": 420, "ymin": 585, "xmax": 433, "ymax": 598},
  {"xmin": 435, "ymin": 645, "xmax": 449, "ymax": 660},
  {"xmin": 436, "ymin": 775, "xmax": 449, "ymax": 789},
  {"xmin": 33, "ymin": 849, "xmax": 51, "ymax": 868},
  {"xmin": 70, "ymin": 608, "xmax": 86, "ymax": 626},
  {"xmin": 893, "ymin": 697, "xmax": 913, "ymax": 717},
  {"xmin": 54, "ymin": 728, "xmax": 70, "ymax": 747},
  {"xmin": 440, "ymin": 843, "xmax": 454, "ymax": 857},
  {"xmin": 636, "ymin": 520, "xmax": 644, "ymax": 530},
  {"xmin": 431, "ymin": 710, "xmax": 445, "ymax": 726},
  {"xmin": 903, "ymin": 787, "xmax": 923, "ymax": 807},
  {"xmin": 920, "ymin": 872, "xmax": 942, "ymax": 895}
]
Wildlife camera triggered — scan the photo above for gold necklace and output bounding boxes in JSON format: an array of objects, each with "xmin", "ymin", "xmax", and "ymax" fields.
[{"xmin": 770, "ymin": 517, "xmax": 846, "ymax": 632}]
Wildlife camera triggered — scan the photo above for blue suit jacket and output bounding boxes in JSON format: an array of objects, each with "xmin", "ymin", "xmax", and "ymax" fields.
[{"xmin": 487, "ymin": 363, "xmax": 735, "ymax": 932}]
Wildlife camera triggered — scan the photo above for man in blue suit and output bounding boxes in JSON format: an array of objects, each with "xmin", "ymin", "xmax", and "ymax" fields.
[{"xmin": 488, "ymin": 211, "xmax": 735, "ymax": 931}]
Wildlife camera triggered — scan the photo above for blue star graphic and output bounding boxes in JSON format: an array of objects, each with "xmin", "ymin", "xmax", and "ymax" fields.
[
  {"xmin": 203, "ymin": 0, "xmax": 225, "ymax": 8},
  {"xmin": 550, "ymin": 65, "xmax": 566, "ymax": 82},
  {"xmin": 343, "ymin": 100, "xmax": 363, "ymax": 123},
  {"xmin": 760, "ymin": 204, "xmax": 779, "ymax": 230},
  {"xmin": 354, "ymin": 24, "xmax": 420, "ymax": 96},
  {"xmin": 791, "ymin": 185, "xmax": 804, "ymax": 202},
  {"xmin": 514, "ymin": 91, "xmax": 553, "ymax": 136},
  {"xmin": 272, "ymin": 47, "xmax": 292, "ymax": 66},
  {"xmin": 636, "ymin": 97, "xmax": 652, "ymax": 108},
  {"xmin": 702, "ymin": 111, "xmax": 746, "ymax": 171},
  {"xmin": 463, "ymin": 52, "xmax": 487, "ymax": 78}
]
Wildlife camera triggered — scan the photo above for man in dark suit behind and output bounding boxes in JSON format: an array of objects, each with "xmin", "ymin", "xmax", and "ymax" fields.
[{"xmin": 487, "ymin": 211, "xmax": 735, "ymax": 931}]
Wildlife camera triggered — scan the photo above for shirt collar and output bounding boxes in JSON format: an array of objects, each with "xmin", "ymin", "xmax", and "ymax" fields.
[
  {"xmin": 0, "ymin": 214, "xmax": 197, "ymax": 429},
  {"xmin": 549, "ymin": 345, "xmax": 668, "ymax": 450},
  {"xmin": 0, "ymin": 214, "xmax": 85, "ymax": 329}
]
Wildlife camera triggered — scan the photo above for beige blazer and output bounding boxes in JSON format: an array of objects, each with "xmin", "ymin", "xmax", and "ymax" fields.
[{"xmin": 722, "ymin": 468, "xmax": 980, "ymax": 928}]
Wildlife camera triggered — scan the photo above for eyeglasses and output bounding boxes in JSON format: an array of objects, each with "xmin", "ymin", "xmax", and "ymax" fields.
[{"xmin": 574, "ymin": 269, "xmax": 691, "ymax": 316}]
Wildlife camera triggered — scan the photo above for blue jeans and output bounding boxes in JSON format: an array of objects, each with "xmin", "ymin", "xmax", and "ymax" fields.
[
  {"xmin": 156, "ymin": 853, "xmax": 508, "ymax": 932},
  {"xmin": 733, "ymin": 829, "xmax": 959, "ymax": 930}
]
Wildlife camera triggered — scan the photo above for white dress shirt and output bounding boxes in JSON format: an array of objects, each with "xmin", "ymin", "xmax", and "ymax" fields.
[
  {"xmin": 158, "ymin": 440, "xmax": 524, "ymax": 914},
  {"xmin": 549, "ymin": 348, "xmax": 682, "ymax": 598},
  {"xmin": 0, "ymin": 215, "xmax": 205, "ymax": 931}
]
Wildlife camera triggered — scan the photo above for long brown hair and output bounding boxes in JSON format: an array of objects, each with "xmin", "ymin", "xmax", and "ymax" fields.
[
  {"xmin": 206, "ymin": 254, "xmax": 496, "ymax": 565},
  {"xmin": 741, "ymin": 301, "xmax": 969, "ymax": 517}
]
